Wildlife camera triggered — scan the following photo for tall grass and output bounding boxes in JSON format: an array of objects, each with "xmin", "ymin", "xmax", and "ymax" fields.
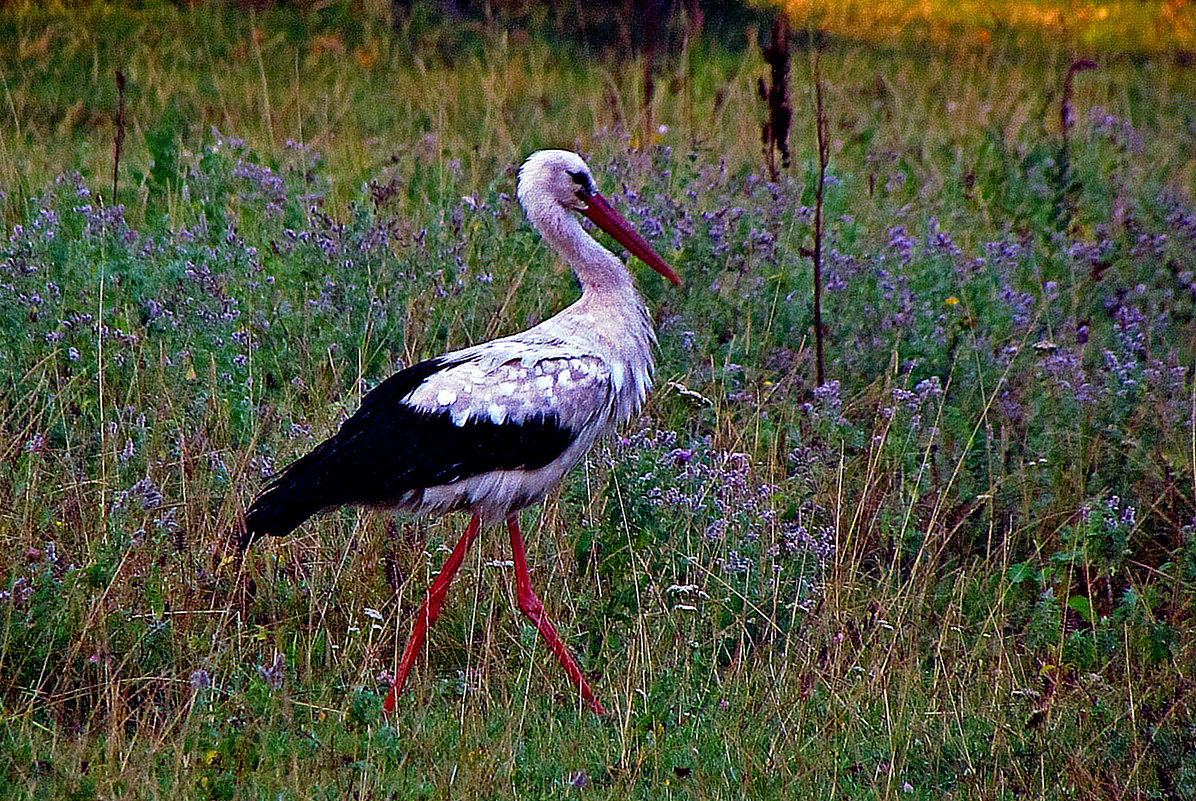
[{"xmin": 0, "ymin": 2, "xmax": 1194, "ymax": 799}]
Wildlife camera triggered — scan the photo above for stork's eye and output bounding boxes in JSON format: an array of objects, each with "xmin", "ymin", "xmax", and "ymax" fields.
[{"xmin": 568, "ymin": 170, "xmax": 594, "ymax": 196}]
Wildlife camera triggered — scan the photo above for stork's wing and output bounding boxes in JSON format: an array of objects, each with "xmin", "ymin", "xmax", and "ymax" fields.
[
  {"xmin": 403, "ymin": 350, "xmax": 615, "ymax": 431},
  {"xmin": 243, "ymin": 352, "xmax": 613, "ymax": 543}
]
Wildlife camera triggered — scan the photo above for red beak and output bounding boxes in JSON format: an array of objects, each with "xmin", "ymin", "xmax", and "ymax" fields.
[{"xmin": 580, "ymin": 192, "xmax": 682, "ymax": 285}]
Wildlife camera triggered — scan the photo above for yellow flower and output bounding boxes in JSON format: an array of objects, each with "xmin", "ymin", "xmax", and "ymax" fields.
[{"xmin": 944, "ymin": 296, "xmax": 960, "ymax": 307}]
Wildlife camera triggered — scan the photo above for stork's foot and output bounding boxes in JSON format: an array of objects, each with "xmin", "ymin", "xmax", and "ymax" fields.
[
  {"xmin": 384, "ymin": 514, "xmax": 483, "ymax": 715},
  {"xmin": 381, "ymin": 513, "xmax": 606, "ymax": 717},
  {"xmin": 507, "ymin": 516, "xmax": 606, "ymax": 716}
]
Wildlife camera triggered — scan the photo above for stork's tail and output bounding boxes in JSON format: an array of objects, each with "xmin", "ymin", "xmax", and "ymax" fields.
[
  {"xmin": 240, "ymin": 356, "xmax": 459, "ymax": 550},
  {"xmin": 242, "ymin": 482, "xmax": 321, "ymax": 550},
  {"xmin": 241, "ymin": 447, "xmax": 342, "ymax": 549},
  {"xmin": 242, "ymin": 422, "xmax": 387, "ymax": 550}
]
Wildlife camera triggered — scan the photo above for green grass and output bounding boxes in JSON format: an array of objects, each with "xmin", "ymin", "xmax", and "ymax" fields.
[{"xmin": 0, "ymin": 2, "xmax": 1194, "ymax": 799}]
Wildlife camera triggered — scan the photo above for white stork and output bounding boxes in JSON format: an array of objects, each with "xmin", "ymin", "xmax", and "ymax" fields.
[{"xmin": 244, "ymin": 149, "xmax": 681, "ymax": 716}]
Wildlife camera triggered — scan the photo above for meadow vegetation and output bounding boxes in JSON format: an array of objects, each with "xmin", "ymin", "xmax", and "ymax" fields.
[{"xmin": 0, "ymin": 1, "xmax": 1194, "ymax": 798}]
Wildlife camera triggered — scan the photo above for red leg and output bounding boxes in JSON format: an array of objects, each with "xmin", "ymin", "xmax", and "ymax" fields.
[
  {"xmin": 384, "ymin": 514, "xmax": 482, "ymax": 714},
  {"xmin": 507, "ymin": 515, "xmax": 606, "ymax": 716}
]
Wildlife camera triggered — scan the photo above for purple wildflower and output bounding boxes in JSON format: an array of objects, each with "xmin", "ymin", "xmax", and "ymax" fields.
[
  {"xmin": 190, "ymin": 669, "xmax": 212, "ymax": 690},
  {"xmin": 257, "ymin": 654, "xmax": 286, "ymax": 690},
  {"xmin": 999, "ymin": 284, "xmax": 1035, "ymax": 327},
  {"xmin": 233, "ymin": 161, "xmax": 286, "ymax": 207},
  {"xmin": 887, "ymin": 226, "xmax": 915, "ymax": 264},
  {"xmin": 1087, "ymin": 107, "xmax": 1144, "ymax": 151}
]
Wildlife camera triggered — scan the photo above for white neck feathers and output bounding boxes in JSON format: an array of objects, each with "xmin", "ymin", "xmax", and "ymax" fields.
[{"xmin": 524, "ymin": 197, "xmax": 634, "ymax": 292}]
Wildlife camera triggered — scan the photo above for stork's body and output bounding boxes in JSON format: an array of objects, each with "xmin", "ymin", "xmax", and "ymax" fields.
[{"xmin": 244, "ymin": 150, "xmax": 680, "ymax": 716}]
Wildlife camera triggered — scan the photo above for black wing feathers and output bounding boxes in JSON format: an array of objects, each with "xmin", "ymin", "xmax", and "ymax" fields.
[{"xmin": 243, "ymin": 355, "xmax": 578, "ymax": 546}]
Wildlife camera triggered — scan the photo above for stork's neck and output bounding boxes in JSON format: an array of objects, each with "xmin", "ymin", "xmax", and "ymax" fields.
[{"xmin": 526, "ymin": 201, "xmax": 635, "ymax": 294}]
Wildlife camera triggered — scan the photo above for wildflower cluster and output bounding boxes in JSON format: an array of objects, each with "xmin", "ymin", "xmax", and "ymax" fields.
[
  {"xmin": 1056, "ymin": 494, "xmax": 1140, "ymax": 577},
  {"xmin": 605, "ymin": 424, "xmax": 831, "ymax": 629}
]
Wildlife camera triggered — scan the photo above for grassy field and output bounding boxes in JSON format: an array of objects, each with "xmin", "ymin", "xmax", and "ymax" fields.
[{"xmin": 1, "ymin": 1, "xmax": 1195, "ymax": 798}]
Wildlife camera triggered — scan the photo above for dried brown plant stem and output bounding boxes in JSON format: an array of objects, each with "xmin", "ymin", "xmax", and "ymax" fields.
[
  {"xmin": 811, "ymin": 50, "xmax": 828, "ymax": 388},
  {"xmin": 112, "ymin": 70, "xmax": 125, "ymax": 202},
  {"xmin": 1057, "ymin": 58, "xmax": 1096, "ymax": 227},
  {"xmin": 1060, "ymin": 58, "xmax": 1097, "ymax": 167},
  {"xmin": 758, "ymin": 14, "xmax": 791, "ymax": 182},
  {"xmin": 638, "ymin": 0, "xmax": 670, "ymax": 149},
  {"xmin": 643, "ymin": 48, "xmax": 656, "ymax": 149},
  {"xmin": 681, "ymin": 0, "xmax": 703, "ymax": 149}
]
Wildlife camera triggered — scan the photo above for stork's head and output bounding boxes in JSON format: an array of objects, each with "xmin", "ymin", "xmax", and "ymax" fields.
[
  {"xmin": 518, "ymin": 149, "xmax": 681, "ymax": 286},
  {"xmin": 517, "ymin": 149, "xmax": 596, "ymax": 212}
]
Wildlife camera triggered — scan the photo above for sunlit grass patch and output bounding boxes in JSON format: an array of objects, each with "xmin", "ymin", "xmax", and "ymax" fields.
[{"xmin": 776, "ymin": 0, "xmax": 1196, "ymax": 53}]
